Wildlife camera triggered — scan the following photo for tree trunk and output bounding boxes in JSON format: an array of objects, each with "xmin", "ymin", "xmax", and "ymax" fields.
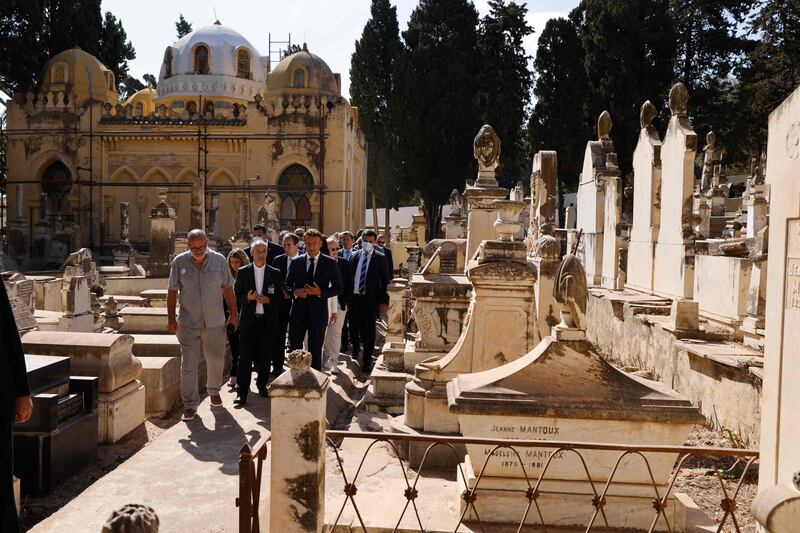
[
  {"xmin": 424, "ymin": 200, "xmax": 442, "ymax": 241},
  {"xmin": 371, "ymin": 192, "xmax": 379, "ymax": 233},
  {"xmin": 384, "ymin": 205, "xmax": 391, "ymax": 243}
]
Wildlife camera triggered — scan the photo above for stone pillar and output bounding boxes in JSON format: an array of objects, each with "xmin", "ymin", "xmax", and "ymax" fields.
[
  {"xmin": 230, "ymin": 194, "xmax": 251, "ymax": 249},
  {"xmin": 754, "ymin": 86, "xmax": 800, "ymax": 529},
  {"xmin": 269, "ymin": 351, "xmax": 329, "ymax": 533},
  {"xmin": 32, "ymin": 193, "xmax": 52, "ymax": 270},
  {"xmin": 653, "ymin": 83, "xmax": 697, "ymax": 300},
  {"xmin": 528, "ymin": 150, "xmax": 557, "ymax": 244},
  {"xmin": 576, "ymin": 111, "xmax": 619, "ymax": 285},
  {"xmin": 386, "ymin": 278, "xmax": 408, "ymax": 343},
  {"xmin": 601, "ymin": 167, "xmax": 623, "ymax": 289},
  {"xmin": 565, "ymin": 204, "xmax": 576, "ymax": 229},
  {"xmin": 745, "ymin": 194, "xmax": 769, "ymax": 238},
  {"xmin": 411, "ymin": 209, "xmax": 427, "ymax": 246},
  {"xmin": 626, "ymin": 101, "xmax": 662, "ymax": 293},
  {"xmin": 190, "ymin": 174, "xmax": 205, "ymax": 231},
  {"xmin": 147, "ymin": 189, "xmax": 177, "ymax": 277},
  {"xmin": 532, "ymin": 228, "xmax": 561, "ymax": 341},
  {"xmin": 404, "ymin": 245, "xmax": 421, "ymax": 276},
  {"xmin": 114, "ymin": 202, "xmax": 133, "ymax": 267},
  {"xmin": 207, "ymin": 192, "xmax": 220, "ymax": 243}
]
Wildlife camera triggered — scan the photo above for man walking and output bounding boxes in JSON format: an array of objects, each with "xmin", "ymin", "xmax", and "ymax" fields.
[
  {"xmin": 1, "ymin": 281, "xmax": 32, "ymax": 532},
  {"xmin": 168, "ymin": 229, "xmax": 239, "ymax": 421},
  {"xmin": 244, "ymin": 224, "xmax": 283, "ymax": 265},
  {"xmin": 285, "ymin": 229, "xmax": 343, "ymax": 370},
  {"xmin": 349, "ymin": 229, "xmax": 390, "ymax": 372},
  {"xmin": 271, "ymin": 232, "xmax": 301, "ymax": 377},
  {"xmin": 233, "ymin": 238, "xmax": 283, "ymax": 404},
  {"xmin": 323, "ymin": 236, "xmax": 353, "ymax": 373}
]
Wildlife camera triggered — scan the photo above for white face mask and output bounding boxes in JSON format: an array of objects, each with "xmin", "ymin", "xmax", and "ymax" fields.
[{"xmin": 362, "ymin": 241, "xmax": 374, "ymax": 253}]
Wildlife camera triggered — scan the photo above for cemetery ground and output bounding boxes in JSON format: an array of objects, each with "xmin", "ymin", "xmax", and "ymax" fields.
[{"xmin": 17, "ymin": 379, "xmax": 758, "ymax": 532}]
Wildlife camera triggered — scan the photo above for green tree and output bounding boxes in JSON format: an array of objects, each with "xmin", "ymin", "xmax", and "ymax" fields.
[
  {"xmin": 393, "ymin": 0, "xmax": 483, "ymax": 238},
  {"xmin": 575, "ymin": 0, "xmax": 676, "ymax": 185},
  {"xmin": 670, "ymin": 0, "xmax": 754, "ymax": 164},
  {"xmin": 349, "ymin": 0, "xmax": 408, "ymax": 212},
  {"xmin": 143, "ymin": 73, "xmax": 157, "ymax": 88},
  {"xmin": 737, "ymin": 0, "xmax": 800, "ymax": 157},
  {"xmin": 98, "ymin": 11, "xmax": 136, "ymax": 92},
  {"xmin": 528, "ymin": 17, "xmax": 592, "ymax": 200},
  {"xmin": 120, "ymin": 75, "xmax": 144, "ymax": 99},
  {"xmin": 0, "ymin": 1, "xmax": 135, "ymax": 95},
  {"xmin": 477, "ymin": 0, "xmax": 533, "ymax": 188},
  {"xmin": 176, "ymin": 14, "xmax": 193, "ymax": 38}
]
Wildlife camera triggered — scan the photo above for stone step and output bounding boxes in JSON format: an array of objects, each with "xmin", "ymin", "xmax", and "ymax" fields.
[
  {"xmin": 370, "ymin": 357, "xmax": 412, "ymax": 399},
  {"xmin": 363, "ymin": 383, "xmax": 404, "ymax": 415}
]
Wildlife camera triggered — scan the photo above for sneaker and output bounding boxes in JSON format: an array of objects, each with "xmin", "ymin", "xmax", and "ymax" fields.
[
  {"xmin": 181, "ymin": 408, "xmax": 197, "ymax": 421},
  {"xmin": 210, "ymin": 394, "xmax": 223, "ymax": 407}
]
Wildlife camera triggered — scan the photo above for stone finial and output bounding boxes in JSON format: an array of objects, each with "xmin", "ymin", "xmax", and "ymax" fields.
[
  {"xmin": 640, "ymin": 100, "xmax": 657, "ymax": 128},
  {"xmin": 286, "ymin": 349, "xmax": 311, "ymax": 371},
  {"xmin": 597, "ymin": 110, "xmax": 612, "ymax": 140},
  {"xmin": 705, "ymin": 131, "xmax": 716, "ymax": 150},
  {"xmin": 669, "ymin": 83, "xmax": 689, "ymax": 117},
  {"xmin": 492, "ymin": 200, "xmax": 526, "ymax": 242},
  {"xmin": 473, "ymin": 124, "xmax": 501, "ymax": 171},
  {"xmin": 449, "ymin": 189, "xmax": 464, "ymax": 216},
  {"xmin": 157, "ymin": 188, "xmax": 168, "ymax": 204},
  {"xmin": 102, "ymin": 503, "xmax": 160, "ymax": 533}
]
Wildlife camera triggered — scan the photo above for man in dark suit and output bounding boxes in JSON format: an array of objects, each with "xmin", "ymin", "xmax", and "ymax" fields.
[
  {"xmin": 233, "ymin": 238, "xmax": 284, "ymax": 404},
  {"xmin": 376, "ymin": 233, "xmax": 394, "ymax": 277},
  {"xmin": 244, "ymin": 224, "xmax": 284, "ymax": 265},
  {"xmin": 349, "ymin": 229, "xmax": 390, "ymax": 372},
  {"xmin": 271, "ymin": 232, "xmax": 301, "ymax": 376},
  {"xmin": 1, "ymin": 280, "xmax": 32, "ymax": 531},
  {"xmin": 285, "ymin": 229, "xmax": 343, "ymax": 371}
]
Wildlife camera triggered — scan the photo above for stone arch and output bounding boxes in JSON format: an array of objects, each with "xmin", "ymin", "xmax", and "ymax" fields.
[
  {"xmin": 292, "ymin": 67, "xmax": 307, "ymax": 88},
  {"xmin": 51, "ymin": 62, "xmax": 69, "ymax": 84},
  {"xmin": 163, "ymin": 47, "xmax": 173, "ymax": 78},
  {"xmin": 235, "ymin": 47, "xmax": 251, "ymax": 79},
  {"xmin": 142, "ymin": 166, "xmax": 173, "ymax": 183},
  {"xmin": 276, "ymin": 163, "xmax": 315, "ymax": 229},
  {"xmin": 208, "ymin": 168, "xmax": 237, "ymax": 186},
  {"xmin": 109, "ymin": 166, "xmax": 141, "ymax": 183}
]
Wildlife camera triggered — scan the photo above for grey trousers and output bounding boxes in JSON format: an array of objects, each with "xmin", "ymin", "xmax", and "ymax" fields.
[{"xmin": 177, "ymin": 324, "xmax": 226, "ymax": 409}]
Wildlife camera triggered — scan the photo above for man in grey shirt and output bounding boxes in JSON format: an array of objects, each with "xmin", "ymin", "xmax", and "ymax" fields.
[{"xmin": 168, "ymin": 229, "xmax": 239, "ymax": 421}]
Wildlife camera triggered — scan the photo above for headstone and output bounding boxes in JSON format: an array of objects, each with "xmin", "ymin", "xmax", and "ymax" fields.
[
  {"xmin": 565, "ymin": 204, "xmax": 576, "ymax": 229},
  {"xmin": 528, "ymin": 150, "xmax": 557, "ymax": 246},
  {"xmin": 576, "ymin": 111, "xmax": 619, "ymax": 285},
  {"xmin": 444, "ymin": 189, "xmax": 467, "ymax": 239},
  {"xmin": 626, "ymin": 101, "xmax": 662, "ymax": 293},
  {"xmin": 59, "ymin": 268, "xmax": 94, "ymax": 332},
  {"xmin": 147, "ymin": 188, "xmax": 177, "ymax": 277},
  {"xmin": 653, "ymin": 83, "xmax": 698, "ymax": 299},
  {"xmin": 600, "ymin": 157, "xmax": 623, "ymax": 289},
  {"xmin": 752, "ymin": 84, "xmax": 800, "ymax": 527}
]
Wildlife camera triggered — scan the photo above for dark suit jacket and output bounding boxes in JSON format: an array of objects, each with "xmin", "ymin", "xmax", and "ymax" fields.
[
  {"xmin": 1, "ymin": 281, "xmax": 30, "ymax": 422},
  {"xmin": 285, "ymin": 253, "xmax": 343, "ymax": 323},
  {"xmin": 244, "ymin": 241, "xmax": 284, "ymax": 265},
  {"xmin": 335, "ymin": 256, "xmax": 354, "ymax": 311},
  {"xmin": 379, "ymin": 246, "xmax": 394, "ymax": 275},
  {"xmin": 234, "ymin": 263, "xmax": 284, "ymax": 330},
  {"xmin": 349, "ymin": 249, "xmax": 390, "ymax": 306}
]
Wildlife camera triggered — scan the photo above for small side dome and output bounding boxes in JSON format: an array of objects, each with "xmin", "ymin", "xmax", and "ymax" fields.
[
  {"xmin": 39, "ymin": 47, "xmax": 119, "ymax": 103},
  {"xmin": 125, "ymin": 87, "xmax": 156, "ymax": 116},
  {"xmin": 265, "ymin": 47, "xmax": 340, "ymax": 96}
]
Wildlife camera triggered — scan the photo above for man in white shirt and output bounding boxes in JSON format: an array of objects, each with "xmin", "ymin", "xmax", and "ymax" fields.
[{"xmin": 233, "ymin": 239, "xmax": 283, "ymax": 404}]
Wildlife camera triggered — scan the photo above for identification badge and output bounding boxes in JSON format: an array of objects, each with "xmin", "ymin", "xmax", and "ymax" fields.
[
  {"xmin": 267, "ymin": 285, "xmax": 275, "ymax": 295},
  {"xmin": 180, "ymin": 268, "xmax": 187, "ymax": 275}
]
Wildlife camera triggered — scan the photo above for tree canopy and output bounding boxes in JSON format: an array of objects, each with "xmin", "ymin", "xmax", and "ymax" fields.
[{"xmin": 176, "ymin": 14, "xmax": 193, "ymax": 39}]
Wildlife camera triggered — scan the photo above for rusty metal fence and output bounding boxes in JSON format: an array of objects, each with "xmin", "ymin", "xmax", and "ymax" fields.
[
  {"xmin": 237, "ymin": 433, "xmax": 270, "ymax": 533},
  {"xmin": 324, "ymin": 430, "xmax": 758, "ymax": 533}
]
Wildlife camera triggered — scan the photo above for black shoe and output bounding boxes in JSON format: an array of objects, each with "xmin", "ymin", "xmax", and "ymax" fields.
[
  {"xmin": 258, "ymin": 387, "xmax": 268, "ymax": 398},
  {"xmin": 233, "ymin": 395, "xmax": 246, "ymax": 406}
]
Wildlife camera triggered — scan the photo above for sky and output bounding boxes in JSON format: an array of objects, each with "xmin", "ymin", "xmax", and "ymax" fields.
[{"xmin": 102, "ymin": 0, "xmax": 579, "ymax": 100}]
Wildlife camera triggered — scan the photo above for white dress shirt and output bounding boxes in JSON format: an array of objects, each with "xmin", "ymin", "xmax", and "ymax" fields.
[{"xmin": 254, "ymin": 264, "xmax": 265, "ymax": 315}]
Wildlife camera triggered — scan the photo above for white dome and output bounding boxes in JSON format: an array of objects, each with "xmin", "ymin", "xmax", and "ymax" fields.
[{"xmin": 156, "ymin": 22, "xmax": 267, "ymax": 102}]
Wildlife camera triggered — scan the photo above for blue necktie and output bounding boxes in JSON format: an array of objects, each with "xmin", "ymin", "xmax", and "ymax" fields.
[{"xmin": 358, "ymin": 253, "xmax": 368, "ymax": 294}]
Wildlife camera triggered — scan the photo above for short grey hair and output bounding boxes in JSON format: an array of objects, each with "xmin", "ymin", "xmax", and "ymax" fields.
[
  {"xmin": 326, "ymin": 235, "xmax": 338, "ymax": 245},
  {"xmin": 187, "ymin": 229, "xmax": 208, "ymax": 242},
  {"xmin": 250, "ymin": 237, "xmax": 268, "ymax": 252}
]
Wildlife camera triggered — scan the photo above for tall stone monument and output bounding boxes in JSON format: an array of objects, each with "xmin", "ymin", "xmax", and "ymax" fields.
[
  {"xmin": 626, "ymin": 101, "xmax": 662, "ymax": 293},
  {"xmin": 752, "ymin": 84, "xmax": 800, "ymax": 530},
  {"xmin": 653, "ymin": 83, "xmax": 698, "ymax": 299},
  {"xmin": 576, "ymin": 111, "xmax": 619, "ymax": 285},
  {"xmin": 463, "ymin": 125, "xmax": 508, "ymax": 266},
  {"xmin": 113, "ymin": 202, "xmax": 133, "ymax": 266},
  {"xmin": 528, "ymin": 150, "xmax": 557, "ymax": 246},
  {"xmin": 147, "ymin": 188, "xmax": 177, "ymax": 277}
]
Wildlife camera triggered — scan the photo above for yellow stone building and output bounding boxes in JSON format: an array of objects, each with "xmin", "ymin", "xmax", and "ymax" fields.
[{"xmin": 5, "ymin": 22, "xmax": 367, "ymax": 265}]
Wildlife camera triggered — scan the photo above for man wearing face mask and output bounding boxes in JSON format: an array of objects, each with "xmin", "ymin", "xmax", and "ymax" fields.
[
  {"xmin": 167, "ymin": 229, "xmax": 239, "ymax": 421},
  {"xmin": 348, "ymin": 229, "xmax": 390, "ymax": 372}
]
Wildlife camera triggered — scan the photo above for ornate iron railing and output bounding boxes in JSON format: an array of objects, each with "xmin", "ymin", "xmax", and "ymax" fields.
[
  {"xmin": 236, "ymin": 433, "xmax": 270, "ymax": 533},
  {"xmin": 325, "ymin": 430, "xmax": 758, "ymax": 533}
]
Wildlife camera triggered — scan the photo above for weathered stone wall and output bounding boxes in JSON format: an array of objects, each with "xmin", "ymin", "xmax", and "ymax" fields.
[{"xmin": 586, "ymin": 292, "xmax": 761, "ymax": 446}]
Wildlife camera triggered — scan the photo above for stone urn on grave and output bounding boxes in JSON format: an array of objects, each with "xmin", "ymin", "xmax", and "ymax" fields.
[{"xmin": 447, "ymin": 252, "xmax": 704, "ymax": 531}]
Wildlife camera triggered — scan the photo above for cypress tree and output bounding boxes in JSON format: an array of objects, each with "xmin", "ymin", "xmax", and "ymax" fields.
[
  {"xmin": 176, "ymin": 14, "xmax": 193, "ymax": 39},
  {"xmin": 98, "ymin": 11, "xmax": 136, "ymax": 92}
]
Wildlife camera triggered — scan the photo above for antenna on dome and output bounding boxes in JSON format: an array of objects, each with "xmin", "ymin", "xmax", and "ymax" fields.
[{"xmin": 213, "ymin": 7, "xmax": 220, "ymax": 25}]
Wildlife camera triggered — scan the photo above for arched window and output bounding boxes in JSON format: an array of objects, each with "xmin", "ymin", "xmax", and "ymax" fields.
[
  {"xmin": 135, "ymin": 103, "xmax": 143, "ymax": 116},
  {"xmin": 195, "ymin": 45, "xmax": 210, "ymax": 74},
  {"xmin": 236, "ymin": 49, "xmax": 250, "ymax": 79},
  {"xmin": 186, "ymin": 100, "xmax": 197, "ymax": 116},
  {"xmin": 292, "ymin": 69, "xmax": 305, "ymax": 88},
  {"xmin": 203, "ymin": 100, "xmax": 215, "ymax": 117},
  {"xmin": 232, "ymin": 104, "xmax": 241, "ymax": 118},
  {"xmin": 52, "ymin": 63, "xmax": 67, "ymax": 83},
  {"xmin": 163, "ymin": 48, "xmax": 173, "ymax": 78},
  {"xmin": 106, "ymin": 72, "xmax": 115, "ymax": 91},
  {"xmin": 278, "ymin": 164, "xmax": 314, "ymax": 228},
  {"xmin": 41, "ymin": 161, "xmax": 73, "ymax": 214}
]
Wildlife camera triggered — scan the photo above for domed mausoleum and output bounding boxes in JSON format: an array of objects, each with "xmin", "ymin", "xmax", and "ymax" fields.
[{"xmin": 4, "ymin": 23, "xmax": 367, "ymax": 268}]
